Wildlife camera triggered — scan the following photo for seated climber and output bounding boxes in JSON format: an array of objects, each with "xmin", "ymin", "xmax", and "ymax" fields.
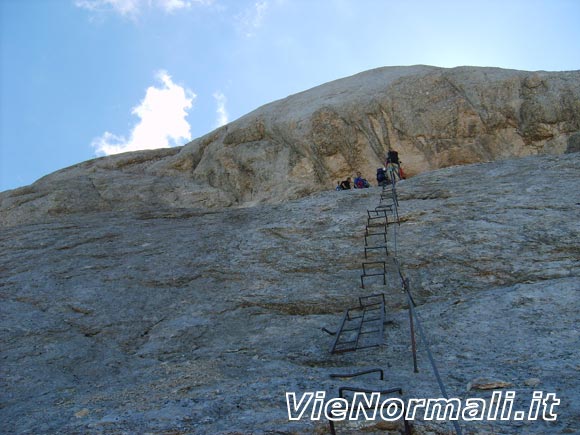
[
  {"xmin": 339, "ymin": 177, "xmax": 352, "ymax": 190},
  {"xmin": 353, "ymin": 172, "xmax": 370, "ymax": 188}
]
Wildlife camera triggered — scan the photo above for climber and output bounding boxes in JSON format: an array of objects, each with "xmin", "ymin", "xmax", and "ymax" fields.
[
  {"xmin": 339, "ymin": 177, "xmax": 352, "ymax": 190},
  {"xmin": 386, "ymin": 149, "xmax": 403, "ymax": 180},
  {"xmin": 353, "ymin": 172, "xmax": 370, "ymax": 189},
  {"xmin": 376, "ymin": 167, "xmax": 387, "ymax": 186},
  {"xmin": 386, "ymin": 149, "xmax": 400, "ymax": 166}
]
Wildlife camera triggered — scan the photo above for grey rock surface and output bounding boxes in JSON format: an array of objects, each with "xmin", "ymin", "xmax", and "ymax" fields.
[
  {"xmin": 1, "ymin": 153, "xmax": 579, "ymax": 434},
  {"xmin": 1, "ymin": 66, "xmax": 580, "ymax": 227}
]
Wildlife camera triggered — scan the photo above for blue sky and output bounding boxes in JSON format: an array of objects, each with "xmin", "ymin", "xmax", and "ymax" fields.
[{"xmin": 1, "ymin": 0, "xmax": 579, "ymax": 191}]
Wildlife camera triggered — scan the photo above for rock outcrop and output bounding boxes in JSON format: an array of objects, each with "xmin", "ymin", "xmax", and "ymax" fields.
[
  {"xmin": 1, "ymin": 65, "xmax": 580, "ymax": 226},
  {"xmin": 1, "ymin": 153, "xmax": 579, "ymax": 434}
]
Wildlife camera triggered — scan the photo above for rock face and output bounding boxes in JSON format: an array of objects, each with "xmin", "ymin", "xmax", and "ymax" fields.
[
  {"xmin": 1, "ymin": 65, "xmax": 580, "ymax": 226},
  {"xmin": 1, "ymin": 153, "xmax": 579, "ymax": 434}
]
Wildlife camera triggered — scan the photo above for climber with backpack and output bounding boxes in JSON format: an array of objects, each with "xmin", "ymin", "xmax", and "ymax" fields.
[
  {"xmin": 386, "ymin": 150, "xmax": 400, "ymax": 165},
  {"xmin": 353, "ymin": 172, "xmax": 370, "ymax": 189},
  {"xmin": 386, "ymin": 149, "xmax": 403, "ymax": 180},
  {"xmin": 376, "ymin": 167, "xmax": 387, "ymax": 186}
]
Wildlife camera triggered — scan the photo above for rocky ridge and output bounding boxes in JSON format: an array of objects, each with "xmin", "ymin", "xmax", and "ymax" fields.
[
  {"xmin": 1, "ymin": 153, "xmax": 579, "ymax": 434},
  {"xmin": 1, "ymin": 65, "xmax": 580, "ymax": 227}
]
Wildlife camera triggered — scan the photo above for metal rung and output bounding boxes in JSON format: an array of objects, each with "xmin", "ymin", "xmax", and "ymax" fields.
[
  {"xmin": 361, "ymin": 275, "xmax": 386, "ymax": 289},
  {"xmin": 365, "ymin": 226, "xmax": 387, "ymax": 236},
  {"xmin": 338, "ymin": 339, "xmax": 357, "ymax": 345},
  {"xmin": 364, "ymin": 231, "xmax": 387, "ymax": 247},
  {"xmin": 362, "ymin": 261, "xmax": 387, "ymax": 273},
  {"xmin": 328, "ymin": 294, "xmax": 386, "ymax": 354},
  {"xmin": 364, "ymin": 245, "xmax": 388, "ymax": 256},
  {"xmin": 359, "ymin": 293, "xmax": 386, "ymax": 306},
  {"xmin": 342, "ymin": 325, "xmax": 364, "ymax": 332},
  {"xmin": 367, "ymin": 209, "xmax": 389, "ymax": 227},
  {"xmin": 360, "ymin": 262, "xmax": 387, "ymax": 289},
  {"xmin": 359, "ymin": 329, "xmax": 382, "ymax": 335},
  {"xmin": 363, "ymin": 272, "xmax": 386, "ymax": 277},
  {"xmin": 360, "ymin": 317, "xmax": 382, "ymax": 322}
]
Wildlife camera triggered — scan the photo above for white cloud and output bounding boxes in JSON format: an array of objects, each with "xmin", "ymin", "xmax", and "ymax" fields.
[
  {"xmin": 75, "ymin": 0, "xmax": 214, "ymax": 16},
  {"xmin": 157, "ymin": 0, "xmax": 213, "ymax": 12},
  {"xmin": 236, "ymin": 1, "xmax": 269, "ymax": 37},
  {"xmin": 213, "ymin": 91, "xmax": 229, "ymax": 127},
  {"xmin": 92, "ymin": 71, "xmax": 195, "ymax": 156},
  {"xmin": 157, "ymin": 0, "xmax": 187, "ymax": 12},
  {"xmin": 75, "ymin": 0, "xmax": 141, "ymax": 16}
]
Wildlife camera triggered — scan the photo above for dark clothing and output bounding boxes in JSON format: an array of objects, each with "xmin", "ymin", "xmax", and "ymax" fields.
[
  {"xmin": 339, "ymin": 179, "xmax": 351, "ymax": 190},
  {"xmin": 377, "ymin": 167, "xmax": 387, "ymax": 184}
]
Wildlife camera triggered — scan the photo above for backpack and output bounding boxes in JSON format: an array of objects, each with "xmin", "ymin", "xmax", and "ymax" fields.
[
  {"xmin": 399, "ymin": 166, "xmax": 406, "ymax": 179},
  {"xmin": 387, "ymin": 150, "xmax": 399, "ymax": 165},
  {"xmin": 376, "ymin": 168, "xmax": 386, "ymax": 182}
]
